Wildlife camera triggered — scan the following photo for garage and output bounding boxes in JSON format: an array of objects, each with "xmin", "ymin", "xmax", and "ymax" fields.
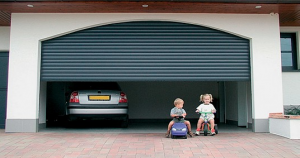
[{"xmin": 41, "ymin": 21, "xmax": 251, "ymax": 129}]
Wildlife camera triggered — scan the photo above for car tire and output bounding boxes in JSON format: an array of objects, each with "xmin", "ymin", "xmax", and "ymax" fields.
[
  {"xmin": 64, "ymin": 115, "xmax": 74, "ymax": 128},
  {"xmin": 121, "ymin": 115, "xmax": 129, "ymax": 128}
]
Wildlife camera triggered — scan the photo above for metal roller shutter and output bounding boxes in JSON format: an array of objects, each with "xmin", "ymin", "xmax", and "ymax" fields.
[
  {"xmin": 0, "ymin": 52, "xmax": 8, "ymax": 128},
  {"xmin": 41, "ymin": 21, "xmax": 250, "ymax": 81}
]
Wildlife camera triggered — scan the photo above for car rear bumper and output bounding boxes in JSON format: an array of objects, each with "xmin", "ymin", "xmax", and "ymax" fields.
[
  {"xmin": 68, "ymin": 108, "xmax": 128, "ymax": 115},
  {"xmin": 66, "ymin": 113, "xmax": 128, "ymax": 121}
]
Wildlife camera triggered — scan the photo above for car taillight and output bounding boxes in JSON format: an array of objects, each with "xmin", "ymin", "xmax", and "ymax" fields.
[
  {"xmin": 119, "ymin": 91, "xmax": 128, "ymax": 103},
  {"xmin": 70, "ymin": 91, "xmax": 79, "ymax": 103}
]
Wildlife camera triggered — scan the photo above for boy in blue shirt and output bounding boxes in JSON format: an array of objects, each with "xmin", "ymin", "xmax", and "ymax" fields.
[{"xmin": 165, "ymin": 98, "xmax": 194, "ymax": 138}]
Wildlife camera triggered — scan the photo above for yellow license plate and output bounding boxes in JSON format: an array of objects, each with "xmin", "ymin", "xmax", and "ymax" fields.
[{"xmin": 89, "ymin": 95, "xmax": 110, "ymax": 101}]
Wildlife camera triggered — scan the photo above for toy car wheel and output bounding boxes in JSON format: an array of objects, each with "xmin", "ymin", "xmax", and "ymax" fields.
[
  {"xmin": 215, "ymin": 124, "xmax": 218, "ymax": 134},
  {"xmin": 184, "ymin": 135, "xmax": 187, "ymax": 139},
  {"xmin": 171, "ymin": 135, "xmax": 175, "ymax": 139},
  {"xmin": 204, "ymin": 124, "xmax": 208, "ymax": 136}
]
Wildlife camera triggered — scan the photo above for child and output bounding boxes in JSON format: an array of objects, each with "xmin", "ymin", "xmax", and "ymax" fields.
[
  {"xmin": 195, "ymin": 94, "xmax": 216, "ymax": 136},
  {"xmin": 165, "ymin": 98, "xmax": 194, "ymax": 138}
]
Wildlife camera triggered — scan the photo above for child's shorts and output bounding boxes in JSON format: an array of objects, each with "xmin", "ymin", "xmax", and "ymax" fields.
[
  {"xmin": 200, "ymin": 114, "xmax": 214, "ymax": 121},
  {"xmin": 172, "ymin": 118, "xmax": 187, "ymax": 123}
]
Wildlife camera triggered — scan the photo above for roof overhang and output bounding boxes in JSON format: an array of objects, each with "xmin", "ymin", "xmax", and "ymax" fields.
[{"xmin": 1, "ymin": 1, "xmax": 300, "ymax": 26}]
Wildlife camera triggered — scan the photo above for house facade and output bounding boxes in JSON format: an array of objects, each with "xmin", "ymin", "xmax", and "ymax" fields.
[{"xmin": 0, "ymin": 1, "xmax": 299, "ymax": 133}]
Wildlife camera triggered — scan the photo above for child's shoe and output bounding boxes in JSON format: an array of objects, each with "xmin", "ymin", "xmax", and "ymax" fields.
[
  {"xmin": 211, "ymin": 129, "xmax": 216, "ymax": 135},
  {"xmin": 165, "ymin": 132, "xmax": 170, "ymax": 138},
  {"xmin": 188, "ymin": 131, "xmax": 194, "ymax": 137},
  {"xmin": 195, "ymin": 130, "xmax": 200, "ymax": 136}
]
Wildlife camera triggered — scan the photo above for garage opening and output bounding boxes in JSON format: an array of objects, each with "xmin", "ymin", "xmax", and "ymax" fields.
[{"xmin": 41, "ymin": 21, "xmax": 251, "ymax": 131}]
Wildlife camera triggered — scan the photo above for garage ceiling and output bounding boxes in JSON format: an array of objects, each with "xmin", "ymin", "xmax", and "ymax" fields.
[{"xmin": 1, "ymin": 0, "xmax": 300, "ymax": 26}]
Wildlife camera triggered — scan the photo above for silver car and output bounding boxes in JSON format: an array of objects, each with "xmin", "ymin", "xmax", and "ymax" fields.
[{"xmin": 66, "ymin": 82, "xmax": 128, "ymax": 127}]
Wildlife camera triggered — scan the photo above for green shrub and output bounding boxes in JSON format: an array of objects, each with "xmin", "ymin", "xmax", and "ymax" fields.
[{"xmin": 284, "ymin": 105, "xmax": 300, "ymax": 115}]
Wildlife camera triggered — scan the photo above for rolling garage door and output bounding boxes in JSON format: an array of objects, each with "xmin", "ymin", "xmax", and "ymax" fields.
[
  {"xmin": 0, "ymin": 52, "xmax": 8, "ymax": 128},
  {"xmin": 41, "ymin": 21, "xmax": 250, "ymax": 81}
]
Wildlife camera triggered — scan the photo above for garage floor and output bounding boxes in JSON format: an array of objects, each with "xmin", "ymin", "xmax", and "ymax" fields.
[{"xmin": 42, "ymin": 121, "xmax": 252, "ymax": 133}]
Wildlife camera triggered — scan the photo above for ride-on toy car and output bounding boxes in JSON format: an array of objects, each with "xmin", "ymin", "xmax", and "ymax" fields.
[
  {"xmin": 198, "ymin": 111, "xmax": 218, "ymax": 136},
  {"xmin": 171, "ymin": 116, "xmax": 188, "ymax": 139}
]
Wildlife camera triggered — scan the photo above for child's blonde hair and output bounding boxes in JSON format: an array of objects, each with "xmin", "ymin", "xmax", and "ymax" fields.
[
  {"xmin": 200, "ymin": 94, "xmax": 213, "ymax": 102},
  {"xmin": 174, "ymin": 98, "xmax": 184, "ymax": 106}
]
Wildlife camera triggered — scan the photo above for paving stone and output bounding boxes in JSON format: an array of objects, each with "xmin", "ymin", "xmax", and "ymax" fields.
[{"xmin": 1, "ymin": 129, "xmax": 300, "ymax": 157}]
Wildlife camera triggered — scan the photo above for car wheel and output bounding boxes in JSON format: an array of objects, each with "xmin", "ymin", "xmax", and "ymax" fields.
[
  {"xmin": 121, "ymin": 115, "xmax": 129, "ymax": 128},
  {"xmin": 64, "ymin": 115, "xmax": 75, "ymax": 128}
]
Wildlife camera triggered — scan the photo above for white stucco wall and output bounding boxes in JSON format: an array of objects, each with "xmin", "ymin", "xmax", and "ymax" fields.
[
  {"xmin": 39, "ymin": 81, "xmax": 47, "ymax": 124},
  {"xmin": 270, "ymin": 118, "xmax": 300, "ymax": 139},
  {"xmin": 0, "ymin": 27, "xmax": 10, "ymax": 51},
  {"xmin": 282, "ymin": 72, "xmax": 300, "ymax": 105},
  {"xmin": 281, "ymin": 27, "xmax": 300, "ymax": 106},
  {"xmin": 7, "ymin": 13, "xmax": 283, "ymax": 123}
]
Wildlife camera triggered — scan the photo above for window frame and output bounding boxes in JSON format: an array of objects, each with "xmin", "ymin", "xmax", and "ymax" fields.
[{"xmin": 280, "ymin": 33, "xmax": 297, "ymax": 71}]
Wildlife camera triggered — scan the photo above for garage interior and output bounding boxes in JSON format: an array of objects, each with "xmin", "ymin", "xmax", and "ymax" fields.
[{"xmin": 44, "ymin": 81, "xmax": 252, "ymax": 132}]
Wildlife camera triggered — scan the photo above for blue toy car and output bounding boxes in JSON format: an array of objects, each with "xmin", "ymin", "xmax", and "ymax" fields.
[{"xmin": 171, "ymin": 116, "xmax": 188, "ymax": 139}]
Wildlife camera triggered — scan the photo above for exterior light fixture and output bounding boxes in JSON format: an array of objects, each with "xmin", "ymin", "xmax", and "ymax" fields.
[
  {"xmin": 255, "ymin": 6, "xmax": 262, "ymax": 9},
  {"xmin": 27, "ymin": 4, "xmax": 34, "ymax": 7},
  {"xmin": 142, "ymin": 4, "xmax": 148, "ymax": 8}
]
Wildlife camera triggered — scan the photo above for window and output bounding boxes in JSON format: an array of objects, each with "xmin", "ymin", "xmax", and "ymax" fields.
[{"xmin": 280, "ymin": 33, "xmax": 297, "ymax": 71}]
